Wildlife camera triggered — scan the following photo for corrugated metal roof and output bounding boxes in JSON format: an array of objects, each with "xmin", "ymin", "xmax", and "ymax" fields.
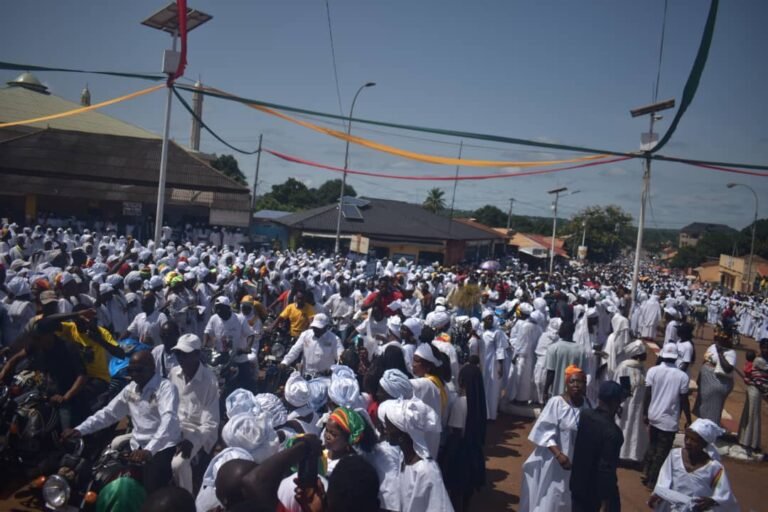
[
  {"xmin": 277, "ymin": 197, "xmax": 503, "ymax": 242},
  {"xmin": 0, "ymin": 86, "xmax": 160, "ymax": 139},
  {"xmin": 254, "ymin": 209, "xmax": 291, "ymax": 220},
  {"xmin": 0, "ymin": 128, "xmax": 250, "ymax": 201}
]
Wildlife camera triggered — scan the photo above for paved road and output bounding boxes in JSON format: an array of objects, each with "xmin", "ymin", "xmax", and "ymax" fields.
[{"xmin": 472, "ymin": 323, "xmax": 767, "ymax": 511}]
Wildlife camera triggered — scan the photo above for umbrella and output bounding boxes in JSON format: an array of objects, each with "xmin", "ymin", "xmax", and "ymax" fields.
[{"xmin": 480, "ymin": 260, "xmax": 500, "ymax": 272}]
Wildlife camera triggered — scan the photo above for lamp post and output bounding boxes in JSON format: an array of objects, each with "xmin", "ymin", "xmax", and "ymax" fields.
[
  {"xmin": 727, "ymin": 183, "xmax": 759, "ymax": 292},
  {"xmin": 142, "ymin": 3, "xmax": 212, "ymax": 247},
  {"xmin": 333, "ymin": 82, "xmax": 376, "ymax": 254},
  {"xmin": 548, "ymin": 187, "xmax": 567, "ymax": 276}
]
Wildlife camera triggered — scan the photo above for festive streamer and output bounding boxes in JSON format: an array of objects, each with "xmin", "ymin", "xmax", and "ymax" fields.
[
  {"xmin": 0, "ymin": 60, "xmax": 164, "ymax": 81},
  {"xmin": 168, "ymin": 0, "xmax": 188, "ymax": 85},
  {"xmin": 652, "ymin": 0, "xmax": 719, "ymax": 153},
  {"xmin": 264, "ymin": 148, "xmax": 631, "ymax": 181},
  {"xmin": 0, "ymin": 84, "xmax": 164, "ymax": 129},
  {"xmin": 677, "ymin": 160, "xmax": 768, "ymax": 178}
]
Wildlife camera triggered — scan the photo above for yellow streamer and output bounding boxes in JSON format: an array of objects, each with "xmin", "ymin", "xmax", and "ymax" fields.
[
  {"xmin": 207, "ymin": 87, "xmax": 609, "ymax": 168},
  {"xmin": 0, "ymin": 84, "xmax": 164, "ymax": 129}
]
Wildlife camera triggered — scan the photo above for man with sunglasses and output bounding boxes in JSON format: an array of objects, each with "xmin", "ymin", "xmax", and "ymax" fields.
[{"xmin": 62, "ymin": 350, "xmax": 182, "ymax": 493}]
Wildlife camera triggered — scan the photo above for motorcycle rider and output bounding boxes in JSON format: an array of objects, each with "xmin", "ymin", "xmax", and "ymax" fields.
[
  {"xmin": 168, "ymin": 333, "xmax": 220, "ymax": 494},
  {"xmin": 152, "ymin": 320, "xmax": 181, "ymax": 378},
  {"xmin": 204, "ymin": 296, "xmax": 254, "ymax": 389},
  {"xmin": 267, "ymin": 290, "xmax": 315, "ymax": 340},
  {"xmin": 280, "ymin": 313, "xmax": 343, "ymax": 378},
  {"xmin": 62, "ymin": 350, "xmax": 182, "ymax": 494}
]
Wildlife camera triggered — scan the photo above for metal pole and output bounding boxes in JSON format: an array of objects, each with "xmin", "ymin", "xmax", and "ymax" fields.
[
  {"xmin": 581, "ymin": 222, "xmax": 587, "ymax": 247},
  {"xmin": 629, "ymin": 114, "xmax": 656, "ymax": 311},
  {"xmin": 549, "ymin": 192, "xmax": 559, "ymax": 276},
  {"xmin": 334, "ymin": 83, "xmax": 373, "ymax": 254},
  {"xmin": 447, "ymin": 141, "xmax": 463, "ymax": 236},
  {"xmin": 506, "ymin": 198, "xmax": 515, "ymax": 230},
  {"xmin": 153, "ymin": 30, "xmax": 178, "ymax": 246},
  {"xmin": 251, "ymin": 134, "xmax": 263, "ymax": 210},
  {"xmin": 747, "ymin": 186, "xmax": 758, "ymax": 292}
]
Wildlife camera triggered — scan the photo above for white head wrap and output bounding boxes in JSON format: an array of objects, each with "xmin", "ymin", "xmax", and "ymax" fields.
[
  {"xmin": 225, "ymin": 388, "xmax": 259, "ymax": 418},
  {"xmin": 689, "ymin": 418, "xmax": 725, "ymax": 460},
  {"xmin": 221, "ymin": 412, "xmax": 280, "ymax": 463},
  {"xmin": 196, "ymin": 447, "xmax": 254, "ymax": 512},
  {"xmin": 426, "ymin": 310, "xmax": 450, "ymax": 330},
  {"xmin": 284, "ymin": 371, "xmax": 311, "ymax": 408},
  {"xmin": 378, "ymin": 397, "xmax": 440, "ymax": 459},
  {"xmin": 328, "ymin": 371, "xmax": 361, "ymax": 408},
  {"xmin": 402, "ymin": 317, "xmax": 423, "ymax": 339},
  {"xmin": 380, "ymin": 369, "xmax": 413, "ymax": 399},
  {"xmin": 414, "ymin": 342, "xmax": 442, "ymax": 367},
  {"xmin": 253, "ymin": 393, "xmax": 288, "ymax": 428},
  {"xmin": 307, "ymin": 377, "xmax": 330, "ymax": 411},
  {"xmin": 623, "ymin": 339, "xmax": 646, "ymax": 358}
]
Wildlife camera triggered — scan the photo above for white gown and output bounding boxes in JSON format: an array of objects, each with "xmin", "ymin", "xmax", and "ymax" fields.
[
  {"xmin": 604, "ymin": 314, "xmax": 631, "ymax": 379},
  {"xmin": 638, "ymin": 297, "xmax": 661, "ymax": 339},
  {"xmin": 519, "ymin": 395, "xmax": 586, "ymax": 512},
  {"xmin": 652, "ymin": 448, "xmax": 739, "ymax": 511},
  {"xmin": 510, "ymin": 320, "xmax": 543, "ymax": 402},
  {"xmin": 480, "ymin": 328, "xmax": 508, "ymax": 420},
  {"xmin": 613, "ymin": 360, "xmax": 648, "ymax": 462},
  {"xmin": 399, "ymin": 459, "xmax": 454, "ymax": 512}
]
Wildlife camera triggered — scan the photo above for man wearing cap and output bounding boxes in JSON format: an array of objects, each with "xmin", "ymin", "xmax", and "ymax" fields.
[
  {"xmin": 64, "ymin": 350, "xmax": 182, "ymax": 493},
  {"xmin": 642, "ymin": 342, "xmax": 691, "ymax": 488},
  {"xmin": 168, "ymin": 333, "xmax": 219, "ymax": 493},
  {"xmin": 204, "ymin": 296, "xmax": 254, "ymax": 387},
  {"xmin": 569, "ymin": 381, "xmax": 626, "ymax": 512},
  {"xmin": 280, "ymin": 313, "xmax": 343, "ymax": 378}
]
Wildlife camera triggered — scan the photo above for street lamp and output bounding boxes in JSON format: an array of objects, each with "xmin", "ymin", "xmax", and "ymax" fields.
[
  {"xmin": 142, "ymin": 3, "xmax": 212, "ymax": 246},
  {"xmin": 727, "ymin": 183, "xmax": 759, "ymax": 292},
  {"xmin": 333, "ymin": 82, "xmax": 376, "ymax": 254}
]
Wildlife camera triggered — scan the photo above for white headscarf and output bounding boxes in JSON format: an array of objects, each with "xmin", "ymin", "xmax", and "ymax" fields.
[
  {"xmin": 196, "ymin": 447, "xmax": 254, "ymax": 512},
  {"xmin": 284, "ymin": 371, "xmax": 311, "ymax": 408},
  {"xmin": 380, "ymin": 369, "xmax": 414, "ymax": 399},
  {"xmin": 225, "ymin": 388, "xmax": 259, "ymax": 418},
  {"xmin": 253, "ymin": 393, "xmax": 288, "ymax": 428},
  {"xmin": 328, "ymin": 370, "xmax": 361, "ymax": 409},
  {"xmin": 221, "ymin": 412, "xmax": 280, "ymax": 463},
  {"xmin": 378, "ymin": 397, "xmax": 440, "ymax": 459},
  {"xmin": 414, "ymin": 342, "xmax": 442, "ymax": 367},
  {"xmin": 689, "ymin": 418, "xmax": 725, "ymax": 460}
]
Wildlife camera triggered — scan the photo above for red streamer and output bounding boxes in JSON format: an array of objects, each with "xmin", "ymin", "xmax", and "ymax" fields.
[
  {"xmin": 677, "ymin": 160, "xmax": 768, "ymax": 177},
  {"xmin": 167, "ymin": 0, "xmax": 188, "ymax": 85},
  {"xmin": 264, "ymin": 149, "xmax": 631, "ymax": 181}
]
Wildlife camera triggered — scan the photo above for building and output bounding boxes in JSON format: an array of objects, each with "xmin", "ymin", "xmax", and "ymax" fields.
[
  {"xmin": 0, "ymin": 72, "xmax": 251, "ymax": 233},
  {"xmin": 251, "ymin": 209, "xmax": 291, "ymax": 250},
  {"xmin": 679, "ymin": 222, "xmax": 736, "ymax": 248},
  {"xmin": 718, "ymin": 254, "xmax": 768, "ymax": 293},
  {"xmin": 495, "ymin": 229, "xmax": 569, "ymax": 267},
  {"xmin": 274, "ymin": 197, "xmax": 503, "ymax": 265},
  {"xmin": 692, "ymin": 260, "xmax": 720, "ymax": 284}
]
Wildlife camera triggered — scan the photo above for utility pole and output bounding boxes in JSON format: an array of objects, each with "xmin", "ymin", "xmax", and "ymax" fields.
[
  {"xmin": 506, "ymin": 198, "xmax": 515, "ymax": 230},
  {"xmin": 628, "ymin": 98, "xmax": 674, "ymax": 310},
  {"xmin": 447, "ymin": 141, "xmax": 464, "ymax": 236},
  {"xmin": 251, "ymin": 134, "xmax": 263, "ymax": 211},
  {"xmin": 548, "ymin": 187, "xmax": 567, "ymax": 276}
]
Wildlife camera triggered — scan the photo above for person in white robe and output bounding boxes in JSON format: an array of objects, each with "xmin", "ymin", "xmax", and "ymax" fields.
[
  {"xmin": 509, "ymin": 310, "xmax": 544, "ymax": 403},
  {"xmin": 378, "ymin": 397, "xmax": 454, "ymax": 512},
  {"xmin": 604, "ymin": 308, "xmax": 631, "ymax": 380},
  {"xmin": 519, "ymin": 365, "xmax": 589, "ymax": 512},
  {"xmin": 638, "ymin": 294, "xmax": 662, "ymax": 340},
  {"xmin": 650, "ymin": 419, "xmax": 739, "ymax": 512},
  {"xmin": 479, "ymin": 311, "xmax": 508, "ymax": 420},
  {"xmin": 613, "ymin": 340, "xmax": 648, "ymax": 462},
  {"xmin": 533, "ymin": 318, "xmax": 562, "ymax": 404},
  {"xmin": 630, "ymin": 291, "xmax": 648, "ymax": 335}
]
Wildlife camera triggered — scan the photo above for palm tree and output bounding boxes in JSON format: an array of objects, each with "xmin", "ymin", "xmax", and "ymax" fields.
[{"xmin": 423, "ymin": 188, "xmax": 446, "ymax": 213}]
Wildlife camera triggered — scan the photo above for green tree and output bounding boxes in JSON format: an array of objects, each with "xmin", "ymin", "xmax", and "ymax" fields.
[
  {"xmin": 314, "ymin": 179, "xmax": 357, "ymax": 206},
  {"xmin": 210, "ymin": 154, "xmax": 247, "ymax": 185},
  {"xmin": 269, "ymin": 178, "xmax": 315, "ymax": 209},
  {"xmin": 696, "ymin": 230, "xmax": 742, "ymax": 259},
  {"xmin": 423, "ymin": 188, "xmax": 446, "ymax": 213},
  {"xmin": 739, "ymin": 219, "xmax": 768, "ymax": 260},
  {"xmin": 473, "ymin": 205, "xmax": 508, "ymax": 227},
  {"xmin": 670, "ymin": 246, "xmax": 702, "ymax": 269},
  {"xmin": 561, "ymin": 205, "xmax": 633, "ymax": 262},
  {"xmin": 253, "ymin": 195, "xmax": 293, "ymax": 212}
]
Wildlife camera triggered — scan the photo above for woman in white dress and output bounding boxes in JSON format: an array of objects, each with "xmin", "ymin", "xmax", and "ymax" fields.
[
  {"xmin": 649, "ymin": 419, "xmax": 739, "ymax": 511},
  {"xmin": 519, "ymin": 364, "xmax": 589, "ymax": 512},
  {"xmin": 613, "ymin": 340, "xmax": 649, "ymax": 462}
]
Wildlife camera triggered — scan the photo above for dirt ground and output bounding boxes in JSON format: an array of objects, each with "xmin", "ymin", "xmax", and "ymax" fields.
[{"xmin": 472, "ymin": 323, "xmax": 767, "ymax": 511}]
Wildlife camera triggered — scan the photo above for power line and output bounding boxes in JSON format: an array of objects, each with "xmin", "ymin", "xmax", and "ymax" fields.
[{"xmin": 323, "ymin": 0, "xmax": 346, "ymax": 125}]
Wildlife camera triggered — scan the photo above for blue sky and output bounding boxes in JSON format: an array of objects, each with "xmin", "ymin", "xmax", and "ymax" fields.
[{"xmin": 2, "ymin": 0, "xmax": 766, "ymax": 230}]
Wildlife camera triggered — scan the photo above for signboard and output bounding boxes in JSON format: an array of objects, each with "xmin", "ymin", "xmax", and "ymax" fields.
[
  {"xmin": 578, "ymin": 245, "xmax": 588, "ymax": 260},
  {"xmin": 365, "ymin": 261, "xmax": 377, "ymax": 277},
  {"xmin": 122, "ymin": 201, "xmax": 142, "ymax": 216},
  {"xmin": 350, "ymin": 234, "xmax": 370, "ymax": 254}
]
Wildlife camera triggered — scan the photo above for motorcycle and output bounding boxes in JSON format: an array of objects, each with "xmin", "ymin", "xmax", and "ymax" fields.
[
  {"xmin": 0, "ymin": 370, "xmax": 63, "ymax": 478},
  {"xmin": 34, "ymin": 437, "xmax": 144, "ymax": 511}
]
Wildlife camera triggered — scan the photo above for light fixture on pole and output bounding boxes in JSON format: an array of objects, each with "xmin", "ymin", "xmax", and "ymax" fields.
[
  {"xmin": 547, "ymin": 187, "xmax": 567, "ymax": 276},
  {"xmin": 726, "ymin": 183, "xmax": 759, "ymax": 292},
  {"xmin": 628, "ymin": 98, "xmax": 675, "ymax": 310},
  {"xmin": 334, "ymin": 81, "xmax": 376, "ymax": 254},
  {"xmin": 142, "ymin": 3, "xmax": 212, "ymax": 247}
]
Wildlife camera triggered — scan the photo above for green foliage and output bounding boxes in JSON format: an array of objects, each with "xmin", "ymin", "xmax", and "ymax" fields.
[
  {"xmin": 253, "ymin": 178, "xmax": 358, "ymax": 212},
  {"xmin": 423, "ymin": 188, "xmax": 447, "ymax": 213},
  {"xmin": 740, "ymin": 219, "xmax": 768, "ymax": 259},
  {"xmin": 210, "ymin": 154, "xmax": 247, "ymax": 185},
  {"xmin": 670, "ymin": 245, "xmax": 702, "ymax": 269},
  {"xmin": 473, "ymin": 205, "xmax": 507, "ymax": 227},
  {"xmin": 560, "ymin": 205, "xmax": 633, "ymax": 262}
]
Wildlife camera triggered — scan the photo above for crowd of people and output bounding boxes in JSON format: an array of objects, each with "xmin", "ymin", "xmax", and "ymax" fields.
[{"xmin": 0, "ymin": 218, "xmax": 765, "ymax": 511}]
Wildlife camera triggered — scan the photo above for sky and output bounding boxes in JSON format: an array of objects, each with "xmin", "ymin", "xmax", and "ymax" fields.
[{"xmin": 2, "ymin": 0, "xmax": 766, "ymax": 230}]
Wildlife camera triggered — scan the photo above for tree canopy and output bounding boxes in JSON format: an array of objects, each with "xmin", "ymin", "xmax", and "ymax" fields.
[
  {"xmin": 560, "ymin": 205, "xmax": 633, "ymax": 262},
  {"xmin": 423, "ymin": 188, "xmax": 447, "ymax": 213},
  {"xmin": 252, "ymin": 178, "xmax": 357, "ymax": 212},
  {"xmin": 473, "ymin": 205, "xmax": 507, "ymax": 227},
  {"xmin": 210, "ymin": 154, "xmax": 248, "ymax": 185}
]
